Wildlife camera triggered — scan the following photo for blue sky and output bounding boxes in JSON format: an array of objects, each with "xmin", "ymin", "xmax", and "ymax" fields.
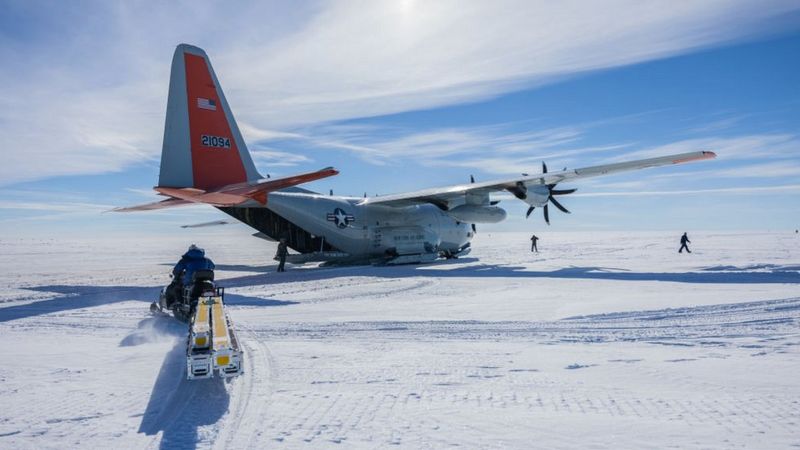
[{"xmin": 1, "ymin": 1, "xmax": 799, "ymax": 238}]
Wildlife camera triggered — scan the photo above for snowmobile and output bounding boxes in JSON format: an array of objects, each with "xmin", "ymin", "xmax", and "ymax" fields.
[
  {"xmin": 151, "ymin": 268, "xmax": 243, "ymax": 379},
  {"xmin": 152, "ymin": 269, "xmax": 216, "ymax": 322}
]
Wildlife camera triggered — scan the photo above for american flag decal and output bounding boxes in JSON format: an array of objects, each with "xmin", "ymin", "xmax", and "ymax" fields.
[{"xmin": 197, "ymin": 97, "xmax": 217, "ymax": 111}]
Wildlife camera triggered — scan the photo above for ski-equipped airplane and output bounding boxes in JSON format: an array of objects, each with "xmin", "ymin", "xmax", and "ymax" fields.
[{"xmin": 116, "ymin": 44, "xmax": 716, "ymax": 264}]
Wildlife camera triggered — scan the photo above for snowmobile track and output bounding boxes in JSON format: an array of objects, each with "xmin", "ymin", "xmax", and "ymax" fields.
[
  {"xmin": 214, "ymin": 324, "xmax": 275, "ymax": 449},
  {"xmin": 243, "ymin": 296, "xmax": 800, "ymax": 347}
]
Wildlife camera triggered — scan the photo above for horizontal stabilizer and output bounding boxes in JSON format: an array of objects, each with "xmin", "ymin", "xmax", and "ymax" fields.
[
  {"xmin": 155, "ymin": 167, "xmax": 338, "ymax": 207},
  {"xmin": 181, "ymin": 220, "xmax": 232, "ymax": 229},
  {"xmin": 115, "ymin": 166, "xmax": 338, "ymax": 211},
  {"xmin": 251, "ymin": 232, "xmax": 277, "ymax": 241},
  {"xmin": 111, "ymin": 197, "xmax": 192, "ymax": 212}
]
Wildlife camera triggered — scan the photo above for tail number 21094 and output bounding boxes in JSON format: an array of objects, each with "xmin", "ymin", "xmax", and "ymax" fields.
[{"xmin": 201, "ymin": 135, "xmax": 231, "ymax": 149}]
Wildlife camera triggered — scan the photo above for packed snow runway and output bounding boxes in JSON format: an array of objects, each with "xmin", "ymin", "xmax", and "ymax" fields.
[{"xmin": 1, "ymin": 231, "xmax": 798, "ymax": 449}]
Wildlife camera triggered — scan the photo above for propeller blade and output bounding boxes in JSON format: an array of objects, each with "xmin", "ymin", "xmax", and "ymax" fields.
[
  {"xmin": 490, "ymin": 200, "xmax": 501, "ymax": 206},
  {"xmin": 526, "ymin": 206, "xmax": 535, "ymax": 218},
  {"xmin": 471, "ymin": 223, "xmax": 477, "ymax": 233},
  {"xmin": 470, "ymin": 175, "xmax": 475, "ymax": 183},
  {"xmin": 542, "ymin": 161, "xmax": 548, "ymax": 174},
  {"xmin": 543, "ymin": 204, "xmax": 550, "ymax": 225},
  {"xmin": 549, "ymin": 195, "xmax": 571, "ymax": 214},
  {"xmin": 550, "ymin": 188, "xmax": 577, "ymax": 195}
]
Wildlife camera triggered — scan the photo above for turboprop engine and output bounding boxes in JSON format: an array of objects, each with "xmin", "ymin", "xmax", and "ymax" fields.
[
  {"xmin": 517, "ymin": 183, "xmax": 551, "ymax": 207},
  {"xmin": 446, "ymin": 204, "xmax": 507, "ymax": 224},
  {"xmin": 506, "ymin": 162, "xmax": 578, "ymax": 224}
]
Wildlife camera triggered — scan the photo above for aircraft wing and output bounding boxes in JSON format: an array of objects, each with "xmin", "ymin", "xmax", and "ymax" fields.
[{"xmin": 358, "ymin": 151, "xmax": 716, "ymax": 208}]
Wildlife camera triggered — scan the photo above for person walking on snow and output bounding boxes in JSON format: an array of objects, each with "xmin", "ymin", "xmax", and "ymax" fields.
[
  {"xmin": 679, "ymin": 232, "xmax": 691, "ymax": 253},
  {"xmin": 530, "ymin": 234, "xmax": 539, "ymax": 253},
  {"xmin": 275, "ymin": 238, "xmax": 288, "ymax": 272}
]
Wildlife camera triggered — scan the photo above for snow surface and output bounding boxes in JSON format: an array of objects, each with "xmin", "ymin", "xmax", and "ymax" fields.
[{"xmin": 1, "ymin": 231, "xmax": 799, "ymax": 449}]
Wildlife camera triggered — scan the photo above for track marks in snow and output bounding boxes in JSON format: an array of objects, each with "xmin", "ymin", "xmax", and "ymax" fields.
[
  {"xmin": 229, "ymin": 385, "xmax": 800, "ymax": 446},
  {"xmin": 136, "ymin": 298, "xmax": 800, "ymax": 448},
  {"xmin": 245, "ymin": 297, "xmax": 800, "ymax": 350},
  {"xmin": 231, "ymin": 277, "xmax": 438, "ymax": 306},
  {"xmin": 229, "ymin": 296, "xmax": 800, "ymax": 447},
  {"xmin": 214, "ymin": 326, "xmax": 275, "ymax": 449}
]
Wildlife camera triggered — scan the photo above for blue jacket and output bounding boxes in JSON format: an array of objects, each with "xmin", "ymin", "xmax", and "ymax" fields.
[{"xmin": 172, "ymin": 248, "xmax": 215, "ymax": 285}]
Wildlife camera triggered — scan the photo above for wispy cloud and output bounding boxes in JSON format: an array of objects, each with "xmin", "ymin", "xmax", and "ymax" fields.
[
  {"xmin": 249, "ymin": 148, "xmax": 313, "ymax": 168},
  {"xmin": 550, "ymin": 133, "xmax": 800, "ymax": 193},
  {"xmin": 304, "ymin": 124, "xmax": 585, "ymax": 160},
  {"xmin": 644, "ymin": 161, "xmax": 800, "ymax": 183},
  {"xmin": 686, "ymin": 116, "xmax": 745, "ymax": 134},
  {"xmin": 238, "ymin": 122, "xmax": 303, "ymax": 142},
  {"xmin": 0, "ymin": 200, "xmax": 113, "ymax": 212},
  {"xmin": 608, "ymin": 134, "xmax": 800, "ymax": 162},
  {"xmin": 271, "ymin": 120, "xmax": 800, "ymax": 182},
  {"xmin": 712, "ymin": 161, "xmax": 800, "ymax": 178},
  {"xmin": 124, "ymin": 187, "xmax": 161, "ymax": 198},
  {"xmin": 572, "ymin": 184, "xmax": 800, "ymax": 197},
  {"xmin": 262, "ymin": 122, "xmax": 636, "ymax": 174},
  {"xmin": 1, "ymin": 1, "xmax": 798, "ymax": 185},
  {"xmin": 227, "ymin": 1, "xmax": 800, "ymax": 127}
]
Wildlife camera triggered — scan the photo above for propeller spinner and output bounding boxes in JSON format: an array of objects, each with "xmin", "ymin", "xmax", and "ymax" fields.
[{"xmin": 524, "ymin": 161, "xmax": 576, "ymax": 225}]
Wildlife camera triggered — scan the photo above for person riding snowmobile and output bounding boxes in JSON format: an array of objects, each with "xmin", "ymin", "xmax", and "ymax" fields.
[{"xmin": 166, "ymin": 244, "xmax": 215, "ymax": 308}]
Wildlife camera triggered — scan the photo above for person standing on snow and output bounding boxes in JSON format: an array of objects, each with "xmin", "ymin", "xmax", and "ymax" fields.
[
  {"xmin": 679, "ymin": 232, "xmax": 691, "ymax": 254},
  {"xmin": 530, "ymin": 234, "xmax": 539, "ymax": 253},
  {"xmin": 275, "ymin": 238, "xmax": 289, "ymax": 272}
]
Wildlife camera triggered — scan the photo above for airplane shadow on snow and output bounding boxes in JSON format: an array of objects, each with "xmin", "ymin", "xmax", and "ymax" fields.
[
  {"xmin": 3, "ymin": 259, "xmax": 797, "ymax": 323},
  {"xmin": 0, "ymin": 281, "xmax": 297, "ymax": 323},
  {"xmin": 403, "ymin": 264, "xmax": 800, "ymax": 284},
  {"xmin": 212, "ymin": 259, "xmax": 800, "ymax": 286}
]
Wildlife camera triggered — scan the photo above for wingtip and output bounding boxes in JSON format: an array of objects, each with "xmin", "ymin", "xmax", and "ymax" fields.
[
  {"xmin": 672, "ymin": 151, "xmax": 717, "ymax": 164},
  {"xmin": 108, "ymin": 205, "xmax": 141, "ymax": 213}
]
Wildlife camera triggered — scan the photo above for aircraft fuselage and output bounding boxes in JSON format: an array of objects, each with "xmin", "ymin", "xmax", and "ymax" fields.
[{"xmin": 227, "ymin": 192, "xmax": 473, "ymax": 259}]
